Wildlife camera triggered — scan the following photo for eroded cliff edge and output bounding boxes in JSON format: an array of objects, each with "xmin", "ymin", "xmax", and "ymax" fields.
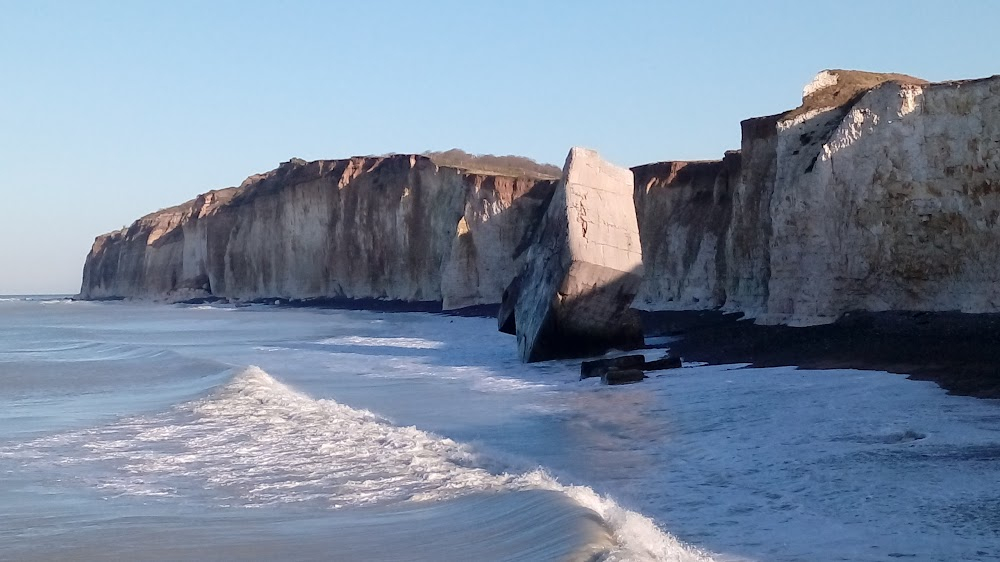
[{"xmin": 81, "ymin": 155, "xmax": 556, "ymax": 309}]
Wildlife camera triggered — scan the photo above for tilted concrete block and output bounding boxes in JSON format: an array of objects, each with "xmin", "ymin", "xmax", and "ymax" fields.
[{"xmin": 512, "ymin": 147, "xmax": 644, "ymax": 362}]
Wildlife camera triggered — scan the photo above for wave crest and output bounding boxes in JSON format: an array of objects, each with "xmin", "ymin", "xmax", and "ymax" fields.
[{"xmin": 4, "ymin": 366, "xmax": 713, "ymax": 561}]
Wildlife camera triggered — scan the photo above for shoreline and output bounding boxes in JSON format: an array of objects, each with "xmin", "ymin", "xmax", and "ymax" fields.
[
  {"xmin": 260, "ymin": 297, "xmax": 502, "ymax": 318},
  {"xmin": 639, "ymin": 309, "xmax": 1000, "ymax": 399},
  {"xmin": 81, "ymin": 295, "xmax": 502, "ymax": 318},
  {"xmin": 255, "ymin": 300, "xmax": 1000, "ymax": 399},
  {"xmin": 74, "ymin": 296, "xmax": 1000, "ymax": 399}
]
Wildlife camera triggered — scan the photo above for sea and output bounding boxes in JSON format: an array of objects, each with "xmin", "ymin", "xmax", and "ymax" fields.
[{"xmin": 2, "ymin": 296, "xmax": 1000, "ymax": 561}]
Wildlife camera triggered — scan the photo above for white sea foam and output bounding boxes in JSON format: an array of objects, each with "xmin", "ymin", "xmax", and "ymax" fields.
[
  {"xmin": 189, "ymin": 305, "xmax": 236, "ymax": 311},
  {"xmin": 3, "ymin": 366, "xmax": 712, "ymax": 561},
  {"xmin": 319, "ymin": 336, "xmax": 444, "ymax": 349},
  {"xmin": 510, "ymin": 472, "xmax": 716, "ymax": 562},
  {"xmin": 362, "ymin": 363, "xmax": 553, "ymax": 392},
  {"xmin": 471, "ymin": 373, "xmax": 553, "ymax": 392}
]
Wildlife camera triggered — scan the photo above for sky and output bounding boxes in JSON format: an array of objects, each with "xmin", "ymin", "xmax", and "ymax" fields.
[{"xmin": 1, "ymin": 0, "xmax": 997, "ymax": 294}]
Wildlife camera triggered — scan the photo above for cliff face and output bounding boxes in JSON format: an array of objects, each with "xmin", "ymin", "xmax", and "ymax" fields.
[
  {"xmin": 626, "ymin": 70, "xmax": 1000, "ymax": 324},
  {"xmin": 632, "ymin": 153, "xmax": 739, "ymax": 310},
  {"xmin": 727, "ymin": 71, "xmax": 1000, "ymax": 325},
  {"xmin": 83, "ymin": 70, "xmax": 1000, "ymax": 326},
  {"xmin": 82, "ymin": 188, "xmax": 238, "ymax": 301},
  {"xmin": 440, "ymin": 173, "xmax": 555, "ymax": 309},
  {"xmin": 81, "ymin": 155, "xmax": 556, "ymax": 308}
]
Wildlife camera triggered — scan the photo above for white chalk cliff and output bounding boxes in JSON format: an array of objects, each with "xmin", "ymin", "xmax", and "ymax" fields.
[
  {"xmin": 728, "ymin": 70, "xmax": 1000, "ymax": 325},
  {"xmin": 631, "ymin": 154, "xmax": 739, "ymax": 311},
  {"xmin": 81, "ymin": 155, "xmax": 555, "ymax": 308},
  {"xmin": 83, "ymin": 70, "xmax": 1000, "ymax": 327},
  {"xmin": 629, "ymin": 70, "xmax": 1000, "ymax": 325}
]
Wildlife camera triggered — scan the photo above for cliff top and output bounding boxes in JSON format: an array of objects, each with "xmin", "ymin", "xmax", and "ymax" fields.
[
  {"xmin": 133, "ymin": 187, "xmax": 239, "ymax": 223},
  {"xmin": 109, "ymin": 152, "xmax": 557, "ymax": 239},
  {"xmin": 422, "ymin": 149, "xmax": 561, "ymax": 180},
  {"xmin": 786, "ymin": 69, "xmax": 929, "ymax": 120}
]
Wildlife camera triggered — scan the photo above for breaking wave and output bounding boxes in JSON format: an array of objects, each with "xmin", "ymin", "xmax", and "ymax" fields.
[{"xmin": 3, "ymin": 366, "xmax": 713, "ymax": 561}]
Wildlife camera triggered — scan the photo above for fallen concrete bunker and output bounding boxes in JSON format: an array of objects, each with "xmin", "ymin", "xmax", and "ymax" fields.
[
  {"xmin": 580, "ymin": 353, "xmax": 683, "ymax": 385},
  {"xmin": 503, "ymin": 147, "xmax": 645, "ymax": 362}
]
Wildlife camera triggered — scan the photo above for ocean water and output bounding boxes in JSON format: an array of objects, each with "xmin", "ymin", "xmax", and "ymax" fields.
[{"xmin": 2, "ymin": 298, "xmax": 1000, "ymax": 561}]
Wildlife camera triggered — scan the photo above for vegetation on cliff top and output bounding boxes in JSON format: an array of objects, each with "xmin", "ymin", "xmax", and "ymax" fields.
[
  {"xmin": 423, "ymin": 148, "xmax": 561, "ymax": 180},
  {"xmin": 786, "ymin": 69, "xmax": 928, "ymax": 120}
]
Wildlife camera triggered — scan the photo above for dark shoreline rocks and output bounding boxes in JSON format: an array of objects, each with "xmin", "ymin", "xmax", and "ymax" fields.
[
  {"xmin": 639, "ymin": 309, "xmax": 1000, "ymax": 399},
  {"xmin": 602, "ymin": 369, "xmax": 645, "ymax": 385},
  {"xmin": 580, "ymin": 352, "xmax": 682, "ymax": 384},
  {"xmin": 581, "ymin": 355, "xmax": 646, "ymax": 380},
  {"xmin": 643, "ymin": 354, "xmax": 682, "ymax": 372}
]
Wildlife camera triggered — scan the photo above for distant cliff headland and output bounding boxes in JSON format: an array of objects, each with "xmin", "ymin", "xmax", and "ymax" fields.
[
  {"xmin": 83, "ymin": 70, "xmax": 1000, "ymax": 324},
  {"xmin": 81, "ymin": 151, "xmax": 558, "ymax": 310}
]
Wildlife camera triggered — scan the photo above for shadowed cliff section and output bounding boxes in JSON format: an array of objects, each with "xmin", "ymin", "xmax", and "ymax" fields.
[
  {"xmin": 81, "ymin": 154, "xmax": 557, "ymax": 308},
  {"xmin": 631, "ymin": 153, "xmax": 740, "ymax": 311}
]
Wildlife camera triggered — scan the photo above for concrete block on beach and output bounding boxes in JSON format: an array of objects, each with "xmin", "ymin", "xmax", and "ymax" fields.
[
  {"xmin": 602, "ymin": 368, "xmax": 646, "ymax": 385},
  {"xmin": 580, "ymin": 354, "xmax": 646, "ymax": 380},
  {"xmin": 510, "ymin": 147, "xmax": 644, "ymax": 362},
  {"xmin": 644, "ymin": 354, "xmax": 682, "ymax": 372}
]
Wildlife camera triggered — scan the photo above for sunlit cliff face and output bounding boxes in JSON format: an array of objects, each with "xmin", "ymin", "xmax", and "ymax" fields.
[
  {"xmin": 635, "ymin": 71, "xmax": 1000, "ymax": 326},
  {"xmin": 83, "ymin": 72, "xmax": 1000, "ymax": 327},
  {"xmin": 81, "ymin": 155, "xmax": 556, "ymax": 309}
]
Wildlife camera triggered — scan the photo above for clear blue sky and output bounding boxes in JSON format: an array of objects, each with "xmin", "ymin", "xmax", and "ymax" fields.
[{"xmin": 1, "ymin": 0, "xmax": 997, "ymax": 294}]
